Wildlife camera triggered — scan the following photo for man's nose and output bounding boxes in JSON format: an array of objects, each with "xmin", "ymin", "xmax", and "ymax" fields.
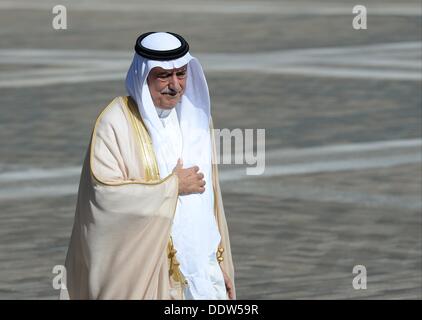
[{"xmin": 168, "ymin": 73, "xmax": 181, "ymax": 91}]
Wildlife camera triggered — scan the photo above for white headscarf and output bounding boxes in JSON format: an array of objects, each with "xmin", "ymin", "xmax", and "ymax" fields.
[{"xmin": 125, "ymin": 33, "xmax": 222, "ymax": 299}]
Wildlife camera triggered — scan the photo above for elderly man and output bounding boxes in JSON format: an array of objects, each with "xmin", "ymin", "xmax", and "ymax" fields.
[{"xmin": 60, "ymin": 32, "xmax": 235, "ymax": 300}]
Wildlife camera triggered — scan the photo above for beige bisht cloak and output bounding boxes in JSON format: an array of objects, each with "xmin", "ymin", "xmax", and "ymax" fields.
[{"xmin": 60, "ymin": 96, "xmax": 235, "ymax": 300}]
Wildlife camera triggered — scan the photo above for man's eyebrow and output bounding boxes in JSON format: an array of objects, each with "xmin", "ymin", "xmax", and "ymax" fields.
[{"xmin": 156, "ymin": 71, "xmax": 172, "ymax": 76}]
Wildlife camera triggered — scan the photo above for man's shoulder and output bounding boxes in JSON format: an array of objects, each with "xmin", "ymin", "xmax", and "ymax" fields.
[{"xmin": 93, "ymin": 96, "xmax": 128, "ymax": 131}]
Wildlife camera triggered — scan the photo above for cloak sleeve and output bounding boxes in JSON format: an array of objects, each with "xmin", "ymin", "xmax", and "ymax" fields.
[{"xmin": 60, "ymin": 98, "xmax": 180, "ymax": 299}]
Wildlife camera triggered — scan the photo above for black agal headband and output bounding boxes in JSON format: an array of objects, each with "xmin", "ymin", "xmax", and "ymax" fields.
[{"xmin": 134, "ymin": 32, "xmax": 190, "ymax": 61}]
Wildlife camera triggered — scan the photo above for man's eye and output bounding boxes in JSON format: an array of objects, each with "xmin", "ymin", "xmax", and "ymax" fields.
[{"xmin": 176, "ymin": 71, "xmax": 187, "ymax": 77}]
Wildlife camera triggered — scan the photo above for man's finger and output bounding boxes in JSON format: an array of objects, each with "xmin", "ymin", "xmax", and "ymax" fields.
[
  {"xmin": 226, "ymin": 282, "xmax": 234, "ymax": 300},
  {"xmin": 177, "ymin": 158, "xmax": 183, "ymax": 168},
  {"xmin": 229, "ymin": 289, "xmax": 235, "ymax": 300},
  {"xmin": 173, "ymin": 158, "xmax": 183, "ymax": 172},
  {"xmin": 187, "ymin": 166, "xmax": 200, "ymax": 175}
]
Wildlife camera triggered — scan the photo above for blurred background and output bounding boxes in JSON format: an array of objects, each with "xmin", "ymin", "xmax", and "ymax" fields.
[{"xmin": 0, "ymin": 0, "xmax": 420, "ymax": 299}]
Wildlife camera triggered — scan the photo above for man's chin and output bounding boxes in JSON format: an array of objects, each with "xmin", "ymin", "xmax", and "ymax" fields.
[
  {"xmin": 158, "ymin": 104, "xmax": 177, "ymax": 110},
  {"xmin": 159, "ymin": 98, "xmax": 181, "ymax": 109}
]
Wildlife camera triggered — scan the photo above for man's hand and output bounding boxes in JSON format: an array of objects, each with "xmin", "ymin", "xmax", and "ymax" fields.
[
  {"xmin": 220, "ymin": 266, "xmax": 235, "ymax": 300},
  {"xmin": 172, "ymin": 158, "xmax": 206, "ymax": 196}
]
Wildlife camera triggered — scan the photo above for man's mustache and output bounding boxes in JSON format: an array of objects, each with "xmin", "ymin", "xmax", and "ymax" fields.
[{"xmin": 161, "ymin": 88, "xmax": 181, "ymax": 96}]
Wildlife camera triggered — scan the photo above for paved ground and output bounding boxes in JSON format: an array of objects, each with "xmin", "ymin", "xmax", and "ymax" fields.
[{"xmin": 0, "ymin": 0, "xmax": 421, "ymax": 299}]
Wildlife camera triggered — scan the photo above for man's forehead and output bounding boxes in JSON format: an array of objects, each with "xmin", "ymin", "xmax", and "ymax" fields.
[{"xmin": 151, "ymin": 64, "xmax": 188, "ymax": 73}]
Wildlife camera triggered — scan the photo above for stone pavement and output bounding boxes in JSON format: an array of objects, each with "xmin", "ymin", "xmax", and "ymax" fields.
[{"xmin": 0, "ymin": 0, "xmax": 420, "ymax": 299}]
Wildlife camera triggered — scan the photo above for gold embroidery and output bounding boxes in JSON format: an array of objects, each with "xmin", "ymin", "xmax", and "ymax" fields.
[
  {"xmin": 167, "ymin": 237, "xmax": 188, "ymax": 288},
  {"xmin": 216, "ymin": 246, "xmax": 224, "ymax": 263}
]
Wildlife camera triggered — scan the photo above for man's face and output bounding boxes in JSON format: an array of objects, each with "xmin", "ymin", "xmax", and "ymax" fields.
[{"xmin": 147, "ymin": 64, "xmax": 188, "ymax": 109}]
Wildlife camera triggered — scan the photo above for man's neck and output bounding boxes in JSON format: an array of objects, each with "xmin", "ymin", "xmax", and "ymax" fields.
[{"xmin": 155, "ymin": 106, "xmax": 172, "ymax": 119}]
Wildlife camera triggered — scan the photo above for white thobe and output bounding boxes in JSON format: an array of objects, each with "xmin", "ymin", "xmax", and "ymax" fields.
[{"xmin": 155, "ymin": 106, "xmax": 227, "ymax": 300}]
